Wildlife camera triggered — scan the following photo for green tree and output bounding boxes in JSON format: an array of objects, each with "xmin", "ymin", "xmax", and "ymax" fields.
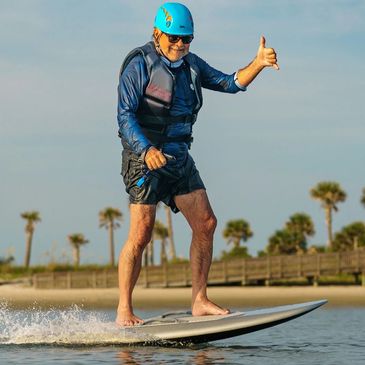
[
  {"xmin": 68, "ymin": 233, "xmax": 89, "ymax": 267},
  {"xmin": 153, "ymin": 220, "xmax": 169, "ymax": 264},
  {"xmin": 307, "ymin": 245, "xmax": 326, "ymax": 254},
  {"xmin": 267, "ymin": 229, "xmax": 303, "ymax": 255},
  {"xmin": 310, "ymin": 181, "xmax": 346, "ymax": 249},
  {"xmin": 20, "ymin": 211, "xmax": 41, "ymax": 268},
  {"xmin": 0, "ymin": 256, "xmax": 14, "ymax": 265},
  {"xmin": 285, "ymin": 212, "xmax": 315, "ymax": 252},
  {"xmin": 99, "ymin": 207, "xmax": 123, "ymax": 267},
  {"xmin": 223, "ymin": 219, "xmax": 253, "ymax": 248},
  {"xmin": 257, "ymin": 250, "xmax": 267, "ymax": 257},
  {"xmin": 333, "ymin": 222, "xmax": 365, "ymax": 252},
  {"xmin": 221, "ymin": 246, "xmax": 250, "ymax": 260}
]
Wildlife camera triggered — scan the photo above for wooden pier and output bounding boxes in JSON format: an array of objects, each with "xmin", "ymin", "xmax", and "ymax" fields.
[{"xmin": 32, "ymin": 250, "xmax": 365, "ymax": 289}]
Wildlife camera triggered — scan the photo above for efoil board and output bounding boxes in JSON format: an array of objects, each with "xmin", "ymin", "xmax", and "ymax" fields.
[{"xmin": 122, "ymin": 299, "xmax": 327, "ymax": 344}]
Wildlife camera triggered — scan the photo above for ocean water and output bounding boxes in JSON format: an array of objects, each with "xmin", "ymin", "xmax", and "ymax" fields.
[{"xmin": 0, "ymin": 302, "xmax": 364, "ymax": 365}]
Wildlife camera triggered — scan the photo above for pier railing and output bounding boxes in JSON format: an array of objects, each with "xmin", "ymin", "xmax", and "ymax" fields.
[{"xmin": 32, "ymin": 249, "xmax": 365, "ymax": 289}]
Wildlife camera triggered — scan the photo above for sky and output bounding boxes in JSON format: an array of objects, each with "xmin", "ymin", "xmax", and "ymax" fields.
[{"xmin": 1, "ymin": 0, "xmax": 365, "ymax": 265}]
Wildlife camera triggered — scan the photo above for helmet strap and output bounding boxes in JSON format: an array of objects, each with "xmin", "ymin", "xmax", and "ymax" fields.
[
  {"xmin": 152, "ymin": 29, "xmax": 186, "ymax": 63},
  {"xmin": 153, "ymin": 30, "xmax": 168, "ymax": 58}
]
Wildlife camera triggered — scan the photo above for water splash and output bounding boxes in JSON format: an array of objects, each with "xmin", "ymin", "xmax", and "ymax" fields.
[{"xmin": 0, "ymin": 301, "xmax": 153, "ymax": 346}]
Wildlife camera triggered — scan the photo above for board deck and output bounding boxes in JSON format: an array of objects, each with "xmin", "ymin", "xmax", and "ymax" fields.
[{"xmin": 121, "ymin": 299, "xmax": 328, "ymax": 344}]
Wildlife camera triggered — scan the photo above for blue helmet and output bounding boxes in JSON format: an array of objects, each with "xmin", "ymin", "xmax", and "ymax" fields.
[{"xmin": 154, "ymin": 2, "xmax": 194, "ymax": 35}]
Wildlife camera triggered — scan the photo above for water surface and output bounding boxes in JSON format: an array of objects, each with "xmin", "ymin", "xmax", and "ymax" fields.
[{"xmin": 0, "ymin": 303, "xmax": 363, "ymax": 364}]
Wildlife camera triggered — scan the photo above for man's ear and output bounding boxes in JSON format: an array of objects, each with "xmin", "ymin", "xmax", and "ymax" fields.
[{"xmin": 153, "ymin": 28, "xmax": 162, "ymax": 38}]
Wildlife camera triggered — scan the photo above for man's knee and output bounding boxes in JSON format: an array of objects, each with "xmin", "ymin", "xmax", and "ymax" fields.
[
  {"xmin": 127, "ymin": 204, "xmax": 156, "ymax": 249},
  {"xmin": 129, "ymin": 226, "xmax": 154, "ymax": 248},
  {"xmin": 194, "ymin": 213, "xmax": 217, "ymax": 237}
]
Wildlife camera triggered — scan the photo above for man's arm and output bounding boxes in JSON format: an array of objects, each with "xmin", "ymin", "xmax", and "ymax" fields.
[
  {"xmin": 118, "ymin": 56, "xmax": 152, "ymax": 156},
  {"xmin": 236, "ymin": 36, "xmax": 279, "ymax": 87},
  {"xmin": 118, "ymin": 55, "xmax": 167, "ymax": 170}
]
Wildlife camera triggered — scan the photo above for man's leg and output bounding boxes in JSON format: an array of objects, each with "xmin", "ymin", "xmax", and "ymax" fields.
[
  {"xmin": 116, "ymin": 204, "xmax": 156, "ymax": 326},
  {"xmin": 174, "ymin": 189, "xmax": 229, "ymax": 316}
]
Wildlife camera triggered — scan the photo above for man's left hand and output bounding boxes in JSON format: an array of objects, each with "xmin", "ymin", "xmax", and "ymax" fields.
[{"xmin": 256, "ymin": 36, "xmax": 279, "ymax": 70}]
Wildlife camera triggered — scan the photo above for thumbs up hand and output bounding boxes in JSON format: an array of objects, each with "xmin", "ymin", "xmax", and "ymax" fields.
[{"xmin": 256, "ymin": 36, "xmax": 279, "ymax": 70}]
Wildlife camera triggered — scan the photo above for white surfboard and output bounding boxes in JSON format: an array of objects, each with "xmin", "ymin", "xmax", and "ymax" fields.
[{"xmin": 122, "ymin": 299, "xmax": 327, "ymax": 344}]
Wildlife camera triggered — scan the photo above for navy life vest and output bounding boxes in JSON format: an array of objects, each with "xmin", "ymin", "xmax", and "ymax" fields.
[{"xmin": 120, "ymin": 41, "xmax": 203, "ymax": 146}]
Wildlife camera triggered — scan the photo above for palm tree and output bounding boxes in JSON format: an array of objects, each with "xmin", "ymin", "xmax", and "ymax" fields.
[
  {"xmin": 153, "ymin": 220, "xmax": 169, "ymax": 264},
  {"xmin": 143, "ymin": 236, "xmax": 155, "ymax": 267},
  {"xmin": 164, "ymin": 206, "xmax": 176, "ymax": 260},
  {"xmin": 310, "ymin": 181, "xmax": 346, "ymax": 249},
  {"xmin": 99, "ymin": 207, "xmax": 123, "ymax": 267},
  {"xmin": 333, "ymin": 222, "xmax": 365, "ymax": 252},
  {"xmin": 20, "ymin": 211, "xmax": 41, "ymax": 268},
  {"xmin": 147, "ymin": 237, "xmax": 154, "ymax": 265},
  {"xmin": 285, "ymin": 212, "xmax": 315, "ymax": 252},
  {"xmin": 267, "ymin": 229, "xmax": 301, "ymax": 255},
  {"xmin": 223, "ymin": 219, "xmax": 253, "ymax": 248},
  {"xmin": 361, "ymin": 188, "xmax": 365, "ymax": 209},
  {"xmin": 68, "ymin": 233, "xmax": 89, "ymax": 267}
]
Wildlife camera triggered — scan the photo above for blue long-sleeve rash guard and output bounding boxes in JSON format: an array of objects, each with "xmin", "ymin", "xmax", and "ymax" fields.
[{"xmin": 117, "ymin": 51, "xmax": 246, "ymax": 166}]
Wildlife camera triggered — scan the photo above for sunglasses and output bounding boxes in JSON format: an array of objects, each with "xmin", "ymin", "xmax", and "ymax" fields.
[{"xmin": 164, "ymin": 33, "xmax": 194, "ymax": 44}]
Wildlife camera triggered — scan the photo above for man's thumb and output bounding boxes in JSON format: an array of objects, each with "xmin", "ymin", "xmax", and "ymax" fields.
[{"xmin": 260, "ymin": 35, "xmax": 266, "ymax": 48}]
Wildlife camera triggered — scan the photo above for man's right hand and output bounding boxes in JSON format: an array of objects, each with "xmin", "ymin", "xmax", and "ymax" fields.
[{"xmin": 144, "ymin": 147, "xmax": 167, "ymax": 170}]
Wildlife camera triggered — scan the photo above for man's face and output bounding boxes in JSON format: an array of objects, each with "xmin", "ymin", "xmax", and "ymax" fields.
[{"xmin": 155, "ymin": 29, "xmax": 191, "ymax": 62}]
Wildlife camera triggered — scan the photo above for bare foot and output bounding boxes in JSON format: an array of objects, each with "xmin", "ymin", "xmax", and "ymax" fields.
[
  {"xmin": 192, "ymin": 298, "xmax": 230, "ymax": 316},
  {"xmin": 116, "ymin": 309, "xmax": 144, "ymax": 327}
]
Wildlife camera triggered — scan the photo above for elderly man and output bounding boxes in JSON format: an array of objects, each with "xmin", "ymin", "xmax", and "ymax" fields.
[{"xmin": 116, "ymin": 2, "xmax": 278, "ymax": 326}]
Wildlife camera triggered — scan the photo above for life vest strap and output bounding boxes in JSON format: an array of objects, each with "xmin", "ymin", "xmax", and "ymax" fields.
[
  {"xmin": 138, "ymin": 114, "xmax": 197, "ymax": 127},
  {"xmin": 141, "ymin": 128, "xmax": 193, "ymax": 146}
]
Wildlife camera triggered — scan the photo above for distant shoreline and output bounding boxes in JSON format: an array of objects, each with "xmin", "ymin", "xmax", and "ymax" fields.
[{"xmin": 1, "ymin": 285, "xmax": 364, "ymax": 310}]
